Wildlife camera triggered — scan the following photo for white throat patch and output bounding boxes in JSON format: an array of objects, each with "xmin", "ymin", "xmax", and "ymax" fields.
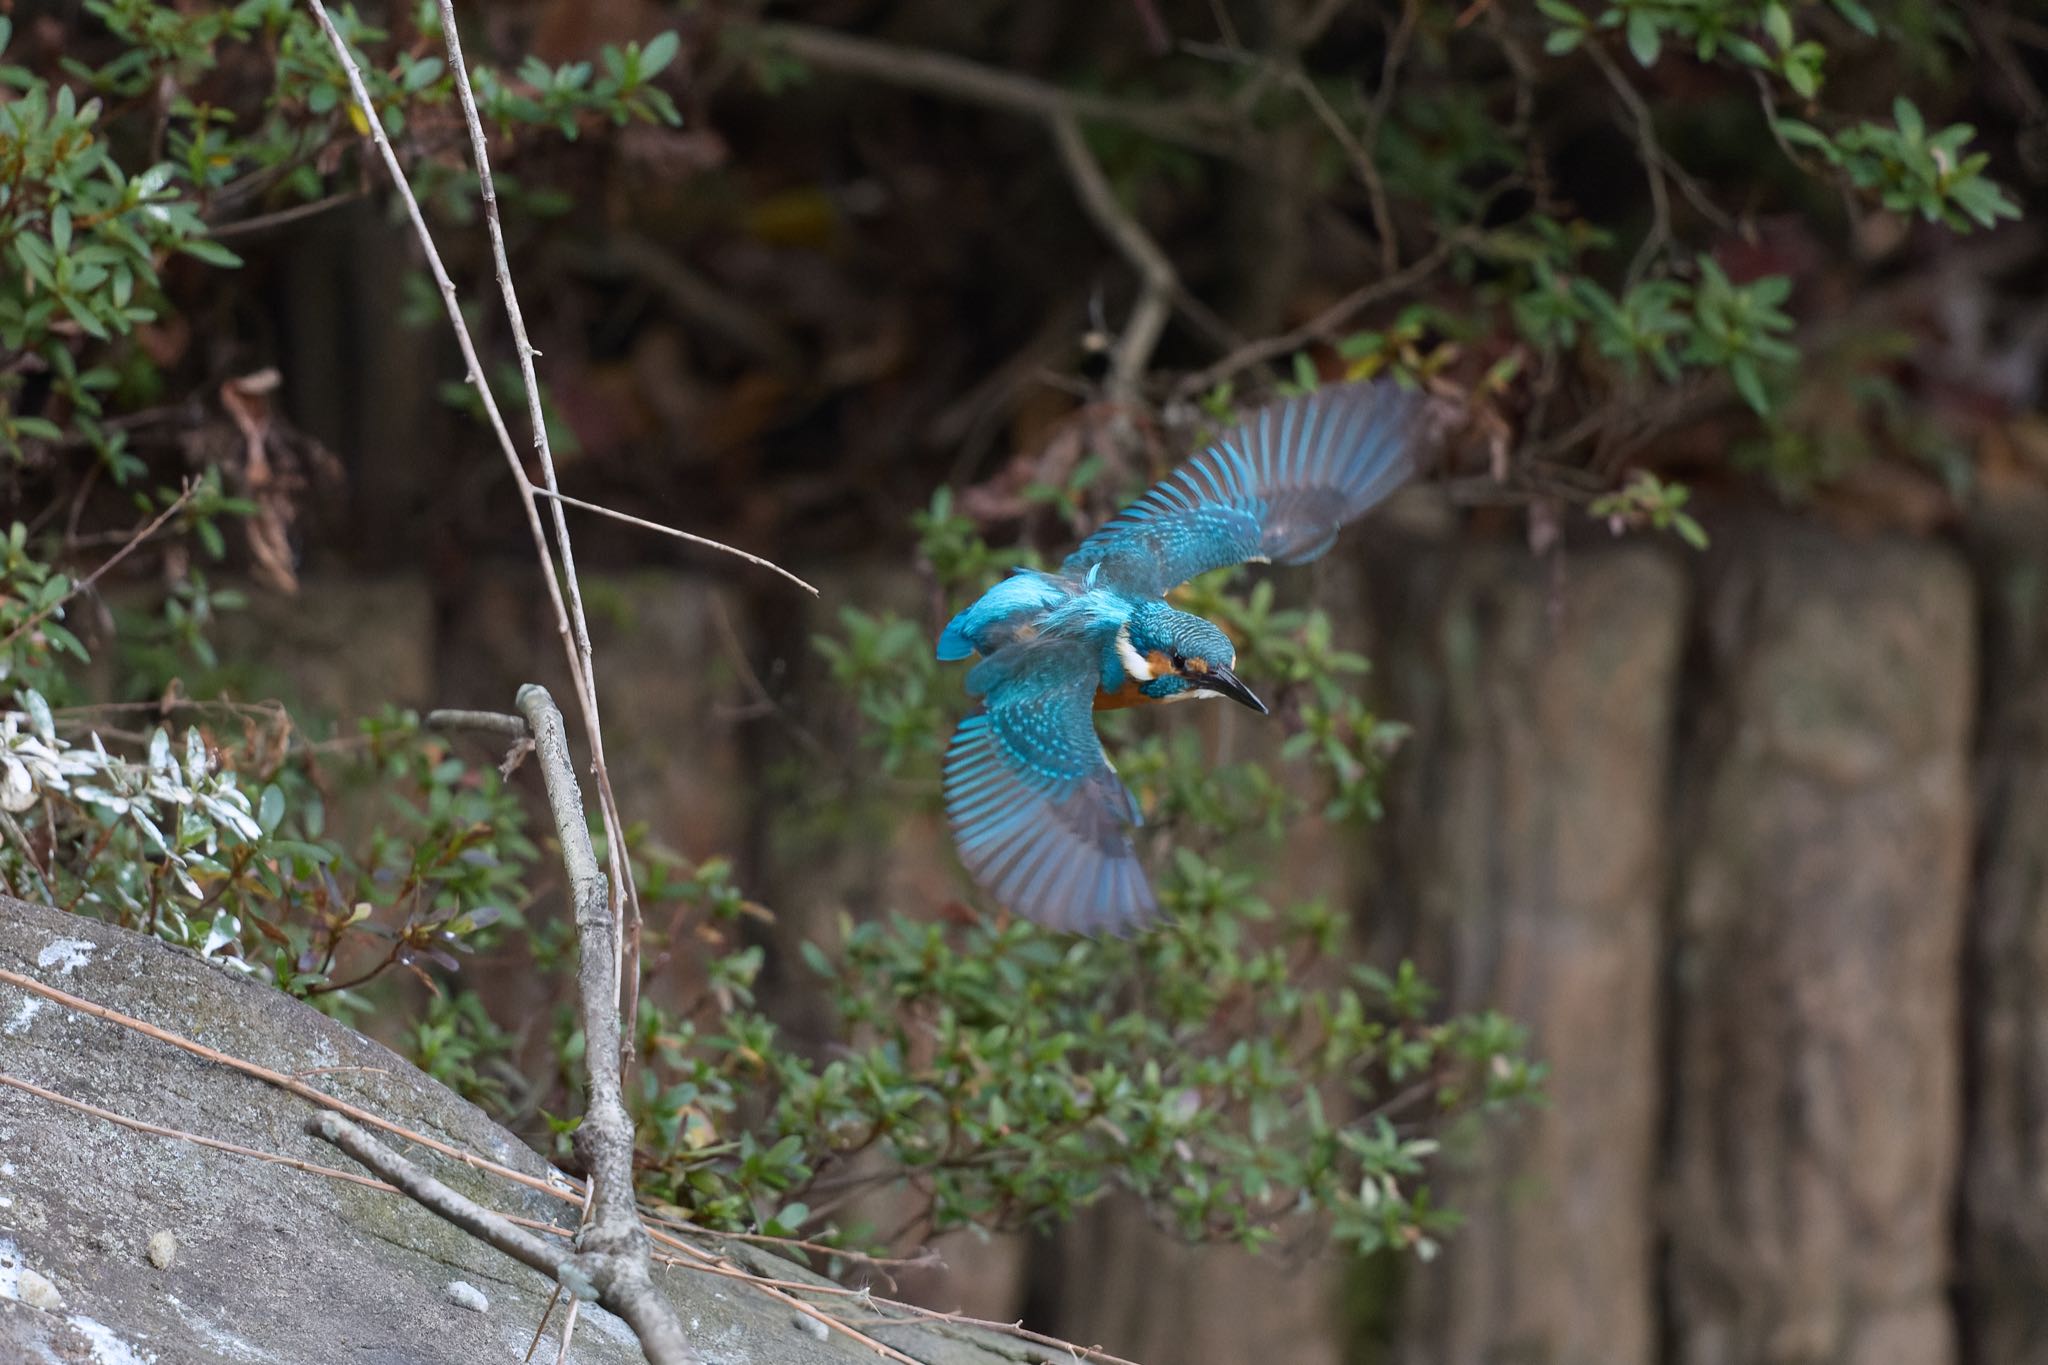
[{"xmin": 1114, "ymin": 625, "xmax": 1155, "ymax": 681}]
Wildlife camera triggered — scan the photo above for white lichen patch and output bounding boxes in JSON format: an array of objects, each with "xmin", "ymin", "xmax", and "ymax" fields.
[
  {"xmin": 35, "ymin": 937, "xmax": 95, "ymax": 976},
  {"xmin": 67, "ymin": 1312, "xmax": 157, "ymax": 1365},
  {"xmin": 444, "ymin": 1280, "xmax": 488, "ymax": 1313},
  {"xmin": 164, "ymin": 1294, "xmax": 277, "ymax": 1363},
  {"xmin": 145, "ymin": 1232, "xmax": 177, "ymax": 1270},
  {"xmin": 3, "ymin": 996, "xmax": 42, "ymax": 1034},
  {"xmin": 0, "ymin": 1236, "xmax": 29, "ymax": 1299}
]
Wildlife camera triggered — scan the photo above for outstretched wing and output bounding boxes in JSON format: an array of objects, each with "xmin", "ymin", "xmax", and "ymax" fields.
[
  {"xmin": 1063, "ymin": 379, "xmax": 1432, "ymax": 596},
  {"xmin": 944, "ymin": 641, "xmax": 1155, "ymax": 935}
]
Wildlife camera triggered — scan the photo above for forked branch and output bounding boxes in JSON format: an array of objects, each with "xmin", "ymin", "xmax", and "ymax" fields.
[{"xmin": 315, "ymin": 687, "xmax": 698, "ymax": 1364}]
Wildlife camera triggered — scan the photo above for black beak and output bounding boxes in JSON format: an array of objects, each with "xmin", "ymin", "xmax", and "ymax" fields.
[{"xmin": 1196, "ymin": 665, "xmax": 1269, "ymax": 715}]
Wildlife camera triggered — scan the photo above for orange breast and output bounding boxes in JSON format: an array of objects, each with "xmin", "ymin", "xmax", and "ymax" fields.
[{"xmin": 1094, "ymin": 678, "xmax": 1156, "ymax": 711}]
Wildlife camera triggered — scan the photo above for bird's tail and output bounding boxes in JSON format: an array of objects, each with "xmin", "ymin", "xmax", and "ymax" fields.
[{"xmin": 936, "ymin": 570, "xmax": 1069, "ymax": 662}]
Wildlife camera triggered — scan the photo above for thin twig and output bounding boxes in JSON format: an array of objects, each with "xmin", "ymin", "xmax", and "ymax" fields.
[
  {"xmin": 576, "ymin": 233, "xmax": 806, "ymax": 374},
  {"xmin": 1172, "ymin": 237, "xmax": 1455, "ymax": 396},
  {"xmin": 0, "ymin": 812, "xmax": 56, "ymax": 904},
  {"xmin": 0, "ymin": 1072, "xmax": 368, "ymax": 1193},
  {"xmin": 209, "ymin": 191, "xmax": 363, "ymax": 239},
  {"xmin": 429, "ymin": 1, "xmax": 647, "ymax": 1033},
  {"xmin": 532, "ymin": 490, "xmax": 818, "ymax": 595},
  {"xmin": 756, "ymin": 22, "xmax": 1237, "ymax": 157},
  {"xmin": 0, "ymin": 481, "xmax": 197, "ymax": 655},
  {"xmin": 1051, "ymin": 112, "xmax": 1176, "ymax": 405},
  {"xmin": 551, "ymin": 1296, "xmax": 583, "ymax": 1365},
  {"xmin": 525, "ymin": 1283, "xmax": 566, "ymax": 1364},
  {"xmin": 0, "ymin": 964, "xmax": 575, "ymax": 1203},
  {"xmin": 1290, "ymin": 66, "xmax": 1399, "ymax": 274},
  {"xmin": 1586, "ymin": 42, "xmax": 1673, "ymax": 283},
  {"xmin": 1361, "ymin": 0, "xmax": 1419, "ymax": 271},
  {"xmin": 304, "ymin": 2, "xmax": 645, "ymax": 1050},
  {"xmin": 423, "ymin": 708, "xmax": 531, "ymax": 740}
]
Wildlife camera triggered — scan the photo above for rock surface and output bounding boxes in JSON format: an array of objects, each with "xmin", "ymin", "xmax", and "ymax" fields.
[
  {"xmin": 1666, "ymin": 521, "xmax": 1975, "ymax": 1365},
  {"xmin": 0, "ymin": 896, "xmax": 1019, "ymax": 1365},
  {"xmin": 1961, "ymin": 502, "xmax": 2048, "ymax": 1365},
  {"xmin": 1374, "ymin": 542, "xmax": 1687, "ymax": 1365}
]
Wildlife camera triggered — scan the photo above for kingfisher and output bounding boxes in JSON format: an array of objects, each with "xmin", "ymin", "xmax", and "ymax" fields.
[{"xmin": 936, "ymin": 378, "xmax": 1436, "ymax": 934}]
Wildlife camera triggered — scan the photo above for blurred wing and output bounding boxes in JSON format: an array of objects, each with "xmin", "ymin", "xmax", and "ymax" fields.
[
  {"xmin": 1063, "ymin": 379, "xmax": 1432, "ymax": 596},
  {"xmin": 944, "ymin": 649, "xmax": 1156, "ymax": 935}
]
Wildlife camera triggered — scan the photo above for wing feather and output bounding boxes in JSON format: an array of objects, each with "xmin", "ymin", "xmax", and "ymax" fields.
[
  {"xmin": 942, "ymin": 655, "xmax": 1157, "ymax": 935},
  {"xmin": 1062, "ymin": 379, "xmax": 1435, "ymax": 595}
]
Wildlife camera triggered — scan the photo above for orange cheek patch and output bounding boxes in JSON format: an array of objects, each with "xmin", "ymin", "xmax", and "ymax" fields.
[
  {"xmin": 1187, "ymin": 657, "xmax": 1210, "ymax": 674},
  {"xmin": 1147, "ymin": 650, "xmax": 1173, "ymax": 677}
]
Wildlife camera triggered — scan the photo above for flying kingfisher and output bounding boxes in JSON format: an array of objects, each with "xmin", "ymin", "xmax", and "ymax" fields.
[{"xmin": 936, "ymin": 378, "xmax": 1435, "ymax": 934}]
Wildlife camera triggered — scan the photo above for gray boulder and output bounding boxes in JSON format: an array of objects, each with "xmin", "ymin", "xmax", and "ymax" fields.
[{"xmin": 0, "ymin": 895, "xmax": 1013, "ymax": 1364}]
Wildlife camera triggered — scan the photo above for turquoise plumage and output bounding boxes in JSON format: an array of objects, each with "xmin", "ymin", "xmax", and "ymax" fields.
[{"xmin": 937, "ymin": 378, "xmax": 1436, "ymax": 934}]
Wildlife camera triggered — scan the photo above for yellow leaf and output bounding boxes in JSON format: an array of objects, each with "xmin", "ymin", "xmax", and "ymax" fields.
[{"xmin": 346, "ymin": 101, "xmax": 370, "ymax": 137}]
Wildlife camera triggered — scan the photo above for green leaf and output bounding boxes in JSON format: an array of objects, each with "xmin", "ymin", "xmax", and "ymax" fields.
[
  {"xmin": 1774, "ymin": 118, "xmax": 1832, "ymax": 151},
  {"xmin": 1830, "ymin": 0, "xmax": 1878, "ymax": 36},
  {"xmin": 402, "ymin": 57, "xmax": 444, "ymax": 92},
  {"xmin": 259, "ymin": 784, "xmax": 286, "ymax": 834},
  {"xmin": 1627, "ymin": 10, "xmax": 1661, "ymax": 66},
  {"xmin": 1893, "ymin": 96, "xmax": 1923, "ymax": 143},
  {"xmin": 1763, "ymin": 2, "xmax": 1793, "ymax": 50},
  {"xmin": 180, "ymin": 236, "xmax": 243, "ymax": 269},
  {"xmin": 641, "ymin": 31, "xmax": 680, "ymax": 79},
  {"xmin": 1729, "ymin": 357, "xmax": 1769, "ymax": 415}
]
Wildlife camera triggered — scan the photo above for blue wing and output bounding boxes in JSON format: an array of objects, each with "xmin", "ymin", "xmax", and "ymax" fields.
[
  {"xmin": 1062, "ymin": 379, "xmax": 1431, "ymax": 596},
  {"xmin": 943, "ymin": 642, "xmax": 1155, "ymax": 935}
]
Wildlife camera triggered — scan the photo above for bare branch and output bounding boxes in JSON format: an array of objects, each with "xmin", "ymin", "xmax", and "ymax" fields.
[
  {"xmin": 581, "ymin": 232, "xmax": 806, "ymax": 374},
  {"xmin": 423, "ymin": 709, "xmax": 530, "ymax": 740},
  {"xmin": 0, "ymin": 480, "xmax": 197, "ymax": 655},
  {"xmin": 0, "ymin": 963, "xmax": 580, "ymax": 1214},
  {"xmin": 307, "ymin": 1112, "xmax": 586, "ymax": 1288},
  {"xmin": 1, "ymin": 1072, "xmax": 390, "ymax": 1193},
  {"xmin": 1050, "ymin": 113, "xmax": 1175, "ymax": 405},
  {"xmin": 757, "ymin": 22, "xmax": 1237, "ymax": 156},
  {"xmin": 1171, "ymin": 237, "xmax": 1455, "ymax": 397},
  {"xmin": 532, "ymin": 490, "xmax": 818, "ymax": 596},
  {"xmin": 209, "ymin": 191, "xmax": 363, "ymax": 240},
  {"xmin": 304, "ymin": 1, "xmax": 646, "ymax": 1042},
  {"xmin": 426, "ymin": 0, "xmax": 645, "ymax": 1036},
  {"xmin": 514, "ymin": 683, "xmax": 697, "ymax": 1365},
  {"xmin": 1586, "ymin": 42, "xmax": 1674, "ymax": 282}
]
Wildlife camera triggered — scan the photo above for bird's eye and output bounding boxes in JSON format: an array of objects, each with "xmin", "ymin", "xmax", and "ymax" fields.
[{"xmin": 1171, "ymin": 652, "xmax": 1187, "ymax": 671}]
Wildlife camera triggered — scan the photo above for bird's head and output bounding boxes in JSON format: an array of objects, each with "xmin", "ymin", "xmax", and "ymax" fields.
[{"xmin": 1120, "ymin": 604, "xmax": 1268, "ymax": 714}]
